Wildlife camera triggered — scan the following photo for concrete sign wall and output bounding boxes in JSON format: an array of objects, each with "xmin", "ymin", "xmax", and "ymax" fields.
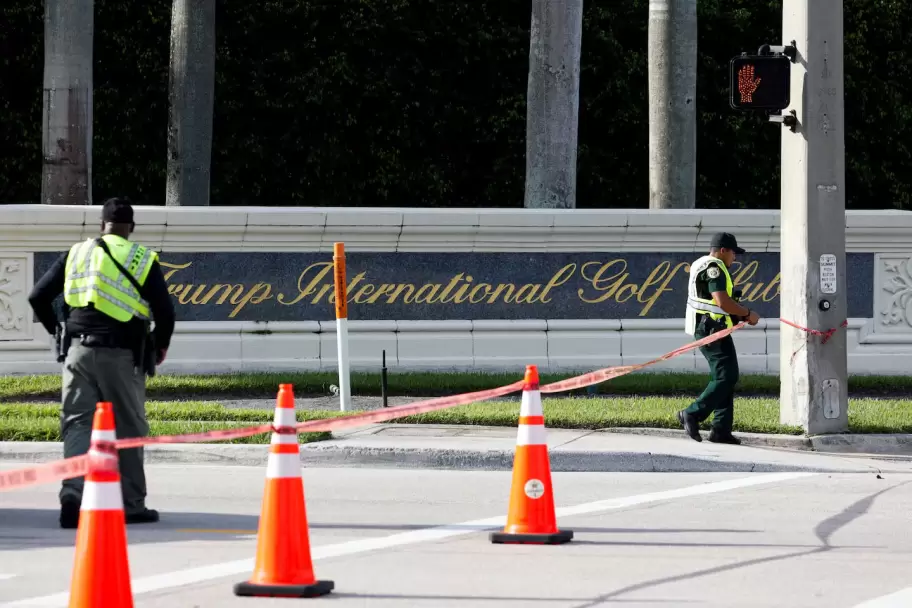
[{"xmin": 2, "ymin": 205, "xmax": 912, "ymax": 375}]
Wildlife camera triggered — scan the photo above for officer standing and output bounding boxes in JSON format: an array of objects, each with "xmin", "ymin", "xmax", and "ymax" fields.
[
  {"xmin": 28, "ymin": 198, "xmax": 175, "ymax": 528},
  {"xmin": 677, "ymin": 232, "xmax": 759, "ymax": 445}
]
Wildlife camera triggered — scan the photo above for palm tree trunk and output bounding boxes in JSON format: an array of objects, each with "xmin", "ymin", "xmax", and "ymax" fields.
[
  {"xmin": 166, "ymin": 0, "xmax": 216, "ymax": 206},
  {"xmin": 648, "ymin": 0, "xmax": 697, "ymax": 209},
  {"xmin": 524, "ymin": 0, "xmax": 584, "ymax": 209},
  {"xmin": 42, "ymin": 0, "xmax": 93, "ymax": 205}
]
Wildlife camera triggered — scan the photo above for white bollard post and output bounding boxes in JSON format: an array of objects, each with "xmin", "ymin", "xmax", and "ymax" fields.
[{"xmin": 332, "ymin": 242, "xmax": 352, "ymax": 412}]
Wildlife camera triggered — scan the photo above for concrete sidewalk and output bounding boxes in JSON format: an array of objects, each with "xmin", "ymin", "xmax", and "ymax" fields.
[{"xmin": 2, "ymin": 423, "xmax": 912, "ymax": 474}]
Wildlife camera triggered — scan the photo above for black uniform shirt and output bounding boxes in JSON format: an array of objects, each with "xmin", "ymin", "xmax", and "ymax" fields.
[
  {"xmin": 28, "ymin": 248, "xmax": 176, "ymax": 350},
  {"xmin": 695, "ymin": 261, "xmax": 728, "ymax": 300}
]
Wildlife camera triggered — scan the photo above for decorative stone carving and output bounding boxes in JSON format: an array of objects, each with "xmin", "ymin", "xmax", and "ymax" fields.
[
  {"xmin": 875, "ymin": 253, "xmax": 912, "ymax": 333},
  {"xmin": 0, "ymin": 254, "xmax": 32, "ymax": 341}
]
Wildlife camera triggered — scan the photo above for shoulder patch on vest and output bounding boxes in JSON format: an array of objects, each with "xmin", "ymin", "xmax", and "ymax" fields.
[{"xmin": 706, "ymin": 265, "xmax": 721, "ymax": 279}]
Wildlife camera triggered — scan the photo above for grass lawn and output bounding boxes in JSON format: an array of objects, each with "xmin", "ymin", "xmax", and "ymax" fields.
[
  {"xmin": 3, "ymin": 396, "xmax": 912, "ymax": 439},
  {"xmin": 4, "ymin": 371, "xmax": 912, "ymax": 401},
  {"xmin": 0, "ymin": 401, "xmax": 332, "ymax": 444}
]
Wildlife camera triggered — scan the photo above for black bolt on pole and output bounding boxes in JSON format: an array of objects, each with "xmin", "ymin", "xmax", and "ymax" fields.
[{"xmin": 381, "ymin": 349, "xmax": 388, "ymax": 408}]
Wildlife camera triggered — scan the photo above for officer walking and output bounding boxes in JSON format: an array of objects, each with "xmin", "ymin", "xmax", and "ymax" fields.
[
  {"xmin": 28, "ymin": 198, "xmax": 175, "ymax": 528},
  {"xmin": 677, "ymin": 232, "xmax": 759, "ymax": 445}
]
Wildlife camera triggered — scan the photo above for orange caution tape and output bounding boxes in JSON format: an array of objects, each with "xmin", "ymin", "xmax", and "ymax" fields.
[
  {"xmin": 780, "ymin": 317, "xmax": 847, "ymax": 345},
  {"xmin": 0, "ymin": 323, "xmax": 744, "ymax": 492},
  {"xmin": 111, "ymin": 381, "xmax": 526, "ymax": 450},
  {"xmin": 0, "ymin": 452, "xmax": 117, "ymax": 493},
  {"xmin": 540, "ymin": 322, "xmax": 745, "ymax": 393}
]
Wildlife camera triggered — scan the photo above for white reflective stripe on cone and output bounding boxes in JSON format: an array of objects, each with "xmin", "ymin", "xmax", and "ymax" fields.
[
  {"xmin": 266, "ymin": 452, "xmax": 301, "ymax": 479},
  {"xmin": 519, "ymin": 390, "xmax": 543, "ymax": 417},
  {"xmin": 90, "ymin": 430, "xmax": 117, "ymax": 441},
  {"xmin": 88, "ymin": 449, "xmax": 118, "ymax": 466},
  {"xmin": 82, "ymin": 481, "xmax": 124, "ymax": 511},
  {"xmin": 272, "ymin": 408, "xmax": 296, "ymax": 427},
  {"xmin": 271, "ymin": 432, "xmax": 298, "ymax": 445},
  {"xmin": 517, "ymin": 424, "xmax": 547, "ymax": 446}
]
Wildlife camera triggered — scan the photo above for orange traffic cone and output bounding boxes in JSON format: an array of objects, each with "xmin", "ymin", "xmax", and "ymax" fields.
[
  {"xmin": 490, "ymin": 365, "xmax": 573, "ymax": 545},
  {"xmin": 68, "ymin": 401, "xmax": 135, "ymax": 608},
  {"xmin": 234, "ymin": 384, "xmax": 334, "ymax": 598}
]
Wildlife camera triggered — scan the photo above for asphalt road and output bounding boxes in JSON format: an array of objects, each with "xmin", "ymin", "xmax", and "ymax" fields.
[{"xmin": 1, "ymin": 465, "xmax": 911, "ymax": 607}]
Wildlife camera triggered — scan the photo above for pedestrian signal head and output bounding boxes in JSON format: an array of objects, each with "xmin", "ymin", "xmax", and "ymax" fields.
[{"xmin": 729, "ymin": 55, "xmax": 791, "ymax": 111}]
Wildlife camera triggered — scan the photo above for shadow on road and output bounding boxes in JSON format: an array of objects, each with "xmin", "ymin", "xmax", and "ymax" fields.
[
  {"xmin": 0, "ymin": 509, "xmax": 262, "ymax": 550},
  {"xmin": 307, "ymin": 523, "xmax": 760, "ymax": 534},
  {"xmin": 0, "ymin": 506, "xmax": 763, "ymax": 552},
  {"xmin": 328, "ymin": 593, "xmax": 694, "ymax": 604},
  {"xmin": 568, "ymin": 479, "xmax": 911, "ymax": 608}
]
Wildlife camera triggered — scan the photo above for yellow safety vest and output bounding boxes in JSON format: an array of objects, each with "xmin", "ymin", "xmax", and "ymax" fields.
[
  {"xmin": 684, "ymin": 255, "xmax": 734, "ymax": 335},
  {"xmin": 63, "ymin": 234, "xmax": 157, "ymax": 322}
]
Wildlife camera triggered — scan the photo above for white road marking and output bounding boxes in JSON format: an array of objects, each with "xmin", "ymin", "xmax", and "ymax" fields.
[
  {"xmin": 854, "ymin": 587, "xmax": 912, "ymax": 607},
  {"xmin": 0, "ymin": 575, "xmax": 16, "ymax": 581},
  {"xmin": 0, "ymin": 472, "xmax": 814, "ymax": 607}
]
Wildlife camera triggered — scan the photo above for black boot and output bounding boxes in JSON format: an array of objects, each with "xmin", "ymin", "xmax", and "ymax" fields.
[
  {"xmin": 677, "ymin": 410, "xmax": 702, "ymax": 442},
  {"xmin": 59, "ymin": 497, "xmax": 81, "ymax": 529},
  {"xmin": 126, "ymin": 508, "xmax": 160, "ymax": 524},
  {"xmin": 708, "ymin": 429, "xmax": 741, "ymax": 445}
]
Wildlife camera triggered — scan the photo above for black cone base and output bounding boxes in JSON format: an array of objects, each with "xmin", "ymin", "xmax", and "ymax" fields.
[
  {"xmin": 233, "ymin": 579, "xmax": 334, "ymax": 598},
  {"xmin": 490, "ymin": 529, "xmax": 573, "ymax": 545}
]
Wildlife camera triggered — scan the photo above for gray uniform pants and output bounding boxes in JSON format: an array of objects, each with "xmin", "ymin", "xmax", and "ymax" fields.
[{"xmin": 59, "ymin": 342, "xmax": 149, "ymax": 515}]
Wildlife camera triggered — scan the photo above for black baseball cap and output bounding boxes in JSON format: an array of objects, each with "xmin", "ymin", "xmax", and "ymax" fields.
[
  {"xmin": 101, "ymin": 197, "xmax": 134, "ymax": 224},
  {"xmin": 710, "ymin": 232, "xmax": 745, "ymax": 254}
]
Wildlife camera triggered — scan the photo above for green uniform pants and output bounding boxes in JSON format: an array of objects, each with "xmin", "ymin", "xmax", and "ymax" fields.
[
  {"xmin": 60, "ymin": 342, "xmax": 149, "ymax": 515},
  {"xmin": 684, "ymin": 323, "xmax": 740, "ymax": 433}
]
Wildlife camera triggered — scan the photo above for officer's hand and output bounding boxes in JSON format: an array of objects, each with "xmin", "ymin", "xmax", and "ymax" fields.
[
  {"xmin": 747, "ymin": 310, "xmax": 760, "ymax": 326},
  {"xmin": 156, "ymin": 348, "xmax": 168, "ymax": 365}
]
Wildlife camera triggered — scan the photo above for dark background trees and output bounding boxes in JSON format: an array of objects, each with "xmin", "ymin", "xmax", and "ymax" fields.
[{"xmin": 1, "ymin": 0, "xmax": 909, "ymax": 209}]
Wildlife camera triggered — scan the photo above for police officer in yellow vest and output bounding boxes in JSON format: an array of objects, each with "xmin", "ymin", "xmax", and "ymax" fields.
[
  {"xmin": 28, "ymin": 198, "xmax": 175, "ymax": 528},
  {"xmin": 677, "ymin": 232, "xmax": 759, "ymax": 445}
]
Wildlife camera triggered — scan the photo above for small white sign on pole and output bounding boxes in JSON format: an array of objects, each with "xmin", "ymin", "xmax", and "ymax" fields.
[{"xmin": 819, "ymin": 254, "xmax": 837, "ymax": 294}]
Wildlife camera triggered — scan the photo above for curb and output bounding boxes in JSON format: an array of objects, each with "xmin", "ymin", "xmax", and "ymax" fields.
[
  {"xmin": 596, "ymin": 427, "xmax": 813, "ymax": 450},
  {"xmin": 294, "ymin": 444, "xmax": 855, "ymax": 473},
  {"xmin": 597, "ymin": 427, "xmax": 912, "ymax": 456},
  {"xmin": 1, "ymin": 440, "xmax": 909, "ymax": 474},
  {"xmin": 809, "ymin": 433, "xmax": 912, "ymax": 455}
]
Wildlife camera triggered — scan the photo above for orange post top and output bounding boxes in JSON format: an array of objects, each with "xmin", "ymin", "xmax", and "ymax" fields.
[
  {"xmin": 524, "ymin": 365, "xmax": 540, "ymax": 388},
  {"xmin": 333, "ymin": 242, "xmax": 348, "ymax": 319},
  {"xmin": 93, "ymin": 402, "xmax": 115, "ymax": 431}
]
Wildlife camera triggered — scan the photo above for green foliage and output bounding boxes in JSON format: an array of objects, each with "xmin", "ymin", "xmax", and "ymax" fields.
[{"xmin": 1, "ymin": 0, "xmax": 910, "ymax": 209}]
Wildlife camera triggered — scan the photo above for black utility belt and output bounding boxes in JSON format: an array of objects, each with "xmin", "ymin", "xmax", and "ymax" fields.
[
  {"xmin": 75, "ymin": 333, "xmax": 134, "ymax": 349},
  {"xmin": 697, "ymin": 313, "xmax": 731, "ymax": 330}
]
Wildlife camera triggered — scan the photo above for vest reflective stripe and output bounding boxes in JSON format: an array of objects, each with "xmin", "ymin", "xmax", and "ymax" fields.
[
  {"xmin": 687, "ymin": 297, "xmax": 727, "ymax": 316},
  {"xmin": 63, "ymin": 235, "xmax": 157, "ymax": 322},
  {"xmin": 684, "ymin": 255, "xmax": 734, "ymax": 335}
]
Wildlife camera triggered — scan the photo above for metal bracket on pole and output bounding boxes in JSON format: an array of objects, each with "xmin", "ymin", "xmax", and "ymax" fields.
[
  {"xmin": 758, "ymin": 40, "xmax": 798, "ymax": 62},
  {"xmin": 769, "ymin": 109, "xmax": 799, "ymax": 132}
]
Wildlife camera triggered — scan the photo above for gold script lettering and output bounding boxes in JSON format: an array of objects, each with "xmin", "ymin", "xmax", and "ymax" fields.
[
  {"xmin": 155, "ymin": 254, "xmax": 783, "ymax": 321},
  {"xmin": 578, "ymin": 260, "xmax": 629, "ymax": 304},
  {"xmin": 637, "ymin": 261, "xmax": 688, "ymax": 316},
  {"xmin": 537, "ymin": 264, "xmax": 576, "ymax": 304},
  {"xmin": 230, "ymin": 283, "xmax": 272, "ymax": 318},
  {"xmin": 278, "ymin": 262, "xmax": 334, "ymax": 306}
]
